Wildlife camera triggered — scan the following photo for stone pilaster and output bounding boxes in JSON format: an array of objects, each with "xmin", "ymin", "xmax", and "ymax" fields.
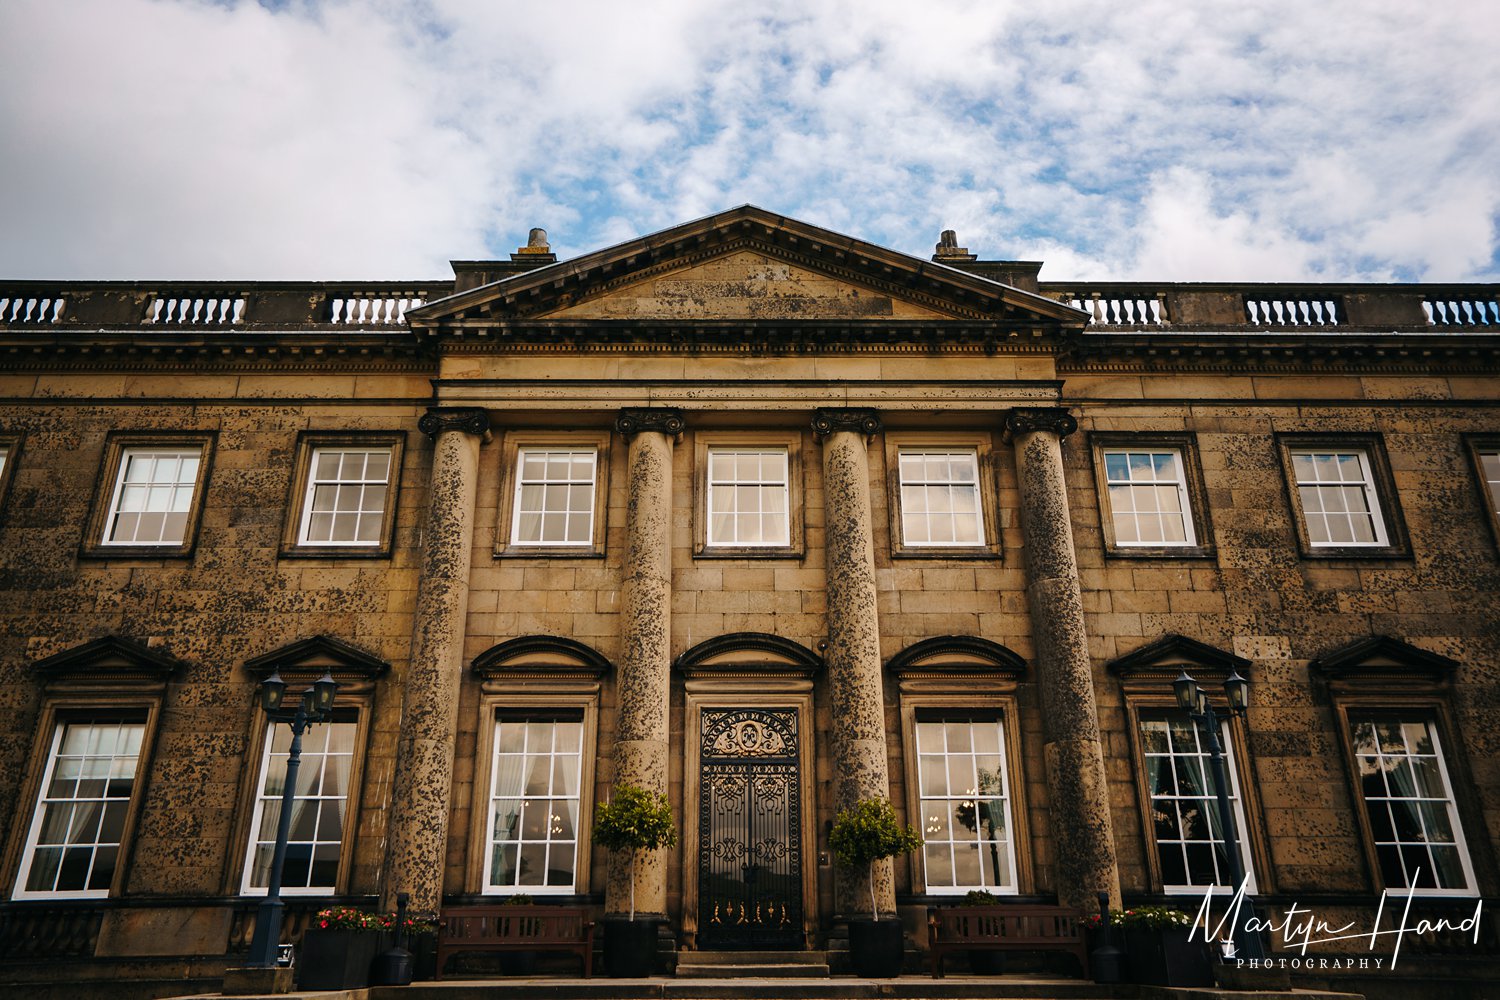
[
  {"xmin": 608, "ymin": 407, "xmax": 683, "ymax": 918},
  {"xmin": 380, "ymin": 406, "xmax": 488, "ymax": 912},
  {"xmin": 1004, "ymin": 407, "xmax": 1121, "ymax": 910},
  {"xmin": 813, "ymin": 408, "xmax": 896, "ymax": 917}
]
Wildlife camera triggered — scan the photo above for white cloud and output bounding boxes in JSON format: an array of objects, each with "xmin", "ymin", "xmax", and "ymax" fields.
[{"xmin": 1, "ymin": 0, "xmax": 1497, "ymax": 281}]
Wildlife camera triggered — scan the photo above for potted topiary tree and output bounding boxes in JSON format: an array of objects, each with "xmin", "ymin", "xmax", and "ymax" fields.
[
  {"xmin": 829, "ymin": 797, "xmax": 923, "ymax": 978},
  {"xmin": 593, "ymin": 783, "xmax": 677, "ymax": 977}
]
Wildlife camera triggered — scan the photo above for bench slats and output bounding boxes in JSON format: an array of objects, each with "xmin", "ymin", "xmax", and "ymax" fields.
[
  {"xmin": 927, "ymin": 905, "xmax": 1088, "ymax": 979},
  {"xmin": 436, "ymin": 905, "xmax": 593, "ymax": 979}
]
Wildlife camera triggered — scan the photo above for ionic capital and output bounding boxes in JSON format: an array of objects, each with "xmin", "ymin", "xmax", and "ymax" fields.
[
  {"xmin": 811, "ymin": 407, "xmax": 882, "ymax": 443},
  {"xmin": 418, "ymin": 406, "xmax": 490, "ymax": 440},
  {"xmin": 615, "ymin": 407, "xmax": 685, "ymax": 440},
  {"xmin": 1003, "ymin": 407, "xmax": 1077, "ymax": 442}
]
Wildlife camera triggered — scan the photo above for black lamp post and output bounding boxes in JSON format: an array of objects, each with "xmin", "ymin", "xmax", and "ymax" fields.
[
  {"xmin": 246, "ymin": 669, "xmax": 339, "ymax": 969},
  {"xmin": 1173, "ymin": 668, "xmax": 1265, "ymax": 962}
]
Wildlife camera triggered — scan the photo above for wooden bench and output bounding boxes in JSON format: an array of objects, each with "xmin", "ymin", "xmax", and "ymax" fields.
[
  {"xmin": 436, "ymin": 905, "xmax": 593, "ymax": 978},
  {"xmin": 927, "ymin": 904, "xmax": 1089, "ymax": 978}
]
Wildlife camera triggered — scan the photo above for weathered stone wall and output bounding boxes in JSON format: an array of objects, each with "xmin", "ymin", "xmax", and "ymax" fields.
[
  {"xmin": 1061, "ymin": 372, "xmax": 1500, "ymax": 901},
  {"xmin": 0, "ymin": 373, "xmax": 430, "ymax": 902}
]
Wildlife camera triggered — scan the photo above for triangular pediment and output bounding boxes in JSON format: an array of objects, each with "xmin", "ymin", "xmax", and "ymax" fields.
[
  {"xmin": 540, "ymin": 245, "xmax": 961, "ymax": 321},
  {"xmin": 243, "ymin": 635, "xmax": 389, "ymax": 683},
  {"xmin": 408, "ymin": 206, "xmax": 1086, "ymax": 337},
  {"xmin": 32, "ymin": 635, "xmax": 183, "ymax": 687}
]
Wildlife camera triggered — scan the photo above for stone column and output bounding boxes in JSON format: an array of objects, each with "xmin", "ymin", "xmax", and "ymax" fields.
[
  {"xmin": 380, "ymin": 406, "xmax": 489, "ymax": 912},
  {"xmin": 608, "ymin": 407, "xmax": 683, "ymax": 919},
  {"xmin": 1004, "ymin": 407, "xmax": 1121, "ymax": 910},
  {"xmin": 812, "ymin": 407, "xmax": 896, "ymax": 917}
]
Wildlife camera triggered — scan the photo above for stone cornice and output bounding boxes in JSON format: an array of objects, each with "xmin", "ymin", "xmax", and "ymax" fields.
[
  {"xmin": 418, "ymin": 406, "xmax": 490, "ymax": 438},
  {"xmin": 1003, "ymin": 407, "xmax": 1077, "ymax": 441},
  {"xmin": 614, "ymin": 407, "xmax": 685, "ymax": 439},
  {"xmin": 811, "ymin": 407, "xmax": 882, "ymax": 441}
]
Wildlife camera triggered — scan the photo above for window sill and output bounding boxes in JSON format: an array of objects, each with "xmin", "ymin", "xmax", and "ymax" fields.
[
  {"xmin": 1103, "ymin": 545, "xmax": 1217, "ymax": 561},
  {"xmin": 694, "ymin": 545, "xmax": 804, "ymax": 560},
  {"xmin": 890, "ymin": 545, "xmax": 1001, "ymax": 561},
  {"xmin": 495, "ymin": 545, "xmax": 607, "ymax": 560},
  {"xmin": 1297, "ymin": 545, "xmax": 1411, "ymax": 561},
  {"xmin": 279, "ymin": 544, "xmax": 394, "ymax": 560},
  {"xmin": 79, "ymin": 543, "xmax": 195, "ymax": 560}
]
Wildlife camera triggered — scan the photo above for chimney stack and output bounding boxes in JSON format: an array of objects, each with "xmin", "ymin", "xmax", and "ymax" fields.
[
  {"xmin": 933, "ymin": 229, "xmax": 977, "ymax": 262},
  {"xmin": 512, "ymin": 228, "xmax": 557, "ymax": 264}
]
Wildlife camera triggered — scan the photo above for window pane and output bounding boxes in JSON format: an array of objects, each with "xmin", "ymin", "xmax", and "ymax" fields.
[
  {"xmin": 898, "ymin": 450, "xmax": 984, "ymax": 548},
  {"xmin": 1102, "ymin": 447, "xmax": 1194, "ymax": 546},
  {"xmin": 705, "ymin": 448, "xmax": 790, "ymax": 547},
  {"xmin": 1291, "ymin": 447, "xmax": 1387, "ymax": 547},
  {"xmin": 1138, "ymin": 711, "xmax": 1254, "ymax": 890},
  {"xmin": 487, "ymin": 718, "xmax": 582, "ymax": 892},
  {"xmin": 513, "ymin": 449, "xmax": 596, "ymax": 545},
  {"xmin": 18, "ymin": 722, "xmax": 146, "ymax": 898},
  {"xmin": 1350, "ymin": 715, "xmax": 1472, "ymax": 891},
  {"xmin": 106, "ymin": 449, "xmax": 201, "ymax": 545},
  {"xmin": 244, "ymin": 720, "xmax": 356, "ymax": 893},
  {"xmin": 915, "ymin": 717, "xmax": 1015, "ymax": 893}
]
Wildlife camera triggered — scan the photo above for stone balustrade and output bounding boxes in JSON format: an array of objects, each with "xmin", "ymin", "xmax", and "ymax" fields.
[{"xmin": 1, "ymin": 278, "xmax": 1496, "ymax": 333}]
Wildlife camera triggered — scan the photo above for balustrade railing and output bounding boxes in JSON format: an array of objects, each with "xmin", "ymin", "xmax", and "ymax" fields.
[
  {"xmin": 0, "ymin": 902, "xmax": 104, "ymax": 958},
  {"xmin": 1425, "ymin": 295, "xmax": 1499, "ymax": 327},
  {"xmin": 146, "ymin": 292, "xmax": 246, "ymax": 325},
  {"xmin": 328, "ymin": 293, "xmax": 426, "ymax": 325},
  {"xmin": 1062, "ymin": 290, "xmax": 1169, "ymax": 325},
  {"xmin": 1244, "ymin": 294, "xmax": 1343, "ymax": 327},
  {"xmin": 1, "ymin": 293, "xmax": 65, "ymax": 325}
]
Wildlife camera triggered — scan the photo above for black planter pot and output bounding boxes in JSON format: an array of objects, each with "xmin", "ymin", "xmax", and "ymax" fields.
[
  {"xmin": 296, "ymin": 928, "xmax": 382, "ymax": 991},
  {"xmin": 1123, "ymin": 926, "xmax": 1214, "ymax": 987},
  {"xmin": 1086, "ymin": 926, "xmax": 1126, "ymax": 984},
  {"xmin": 603, "ymin": 917, "xmax": 660, "ymax": 977},
  {"xmin": 500, "ymin": 949, "xmax": 539, "ymax": 975},
  {"xmin": 967, "ymin": 949, "xmax": 1006, "ymax": 974},
  {"xmin": 848, "ymin": 918, "xmax": 905, "ymax": 978},
  {"xmin": 410, "ymin": 933, "xmax": 439, "ymax": 981}
]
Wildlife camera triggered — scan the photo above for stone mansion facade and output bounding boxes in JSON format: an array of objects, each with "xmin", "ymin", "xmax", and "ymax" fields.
[{"xmin": 0, "ymin": 207, "xmax": 1497, "ymax": 996}]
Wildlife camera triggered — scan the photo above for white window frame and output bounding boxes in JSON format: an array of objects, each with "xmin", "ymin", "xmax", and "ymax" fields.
[
  {"xmin": 1288, "ymin": 447, "xmax": 1390, "ymax": 548},
  {"xmin": 896, "ymin": 449, "xmax": 986, "ymax": 549},
  {"xmin": 1101, "ymin": 447, "xmax": 1198, "ymax": 548},
  {"xmin": 483, "ymin": 716, "xmax": 585, "ymax": 895},
  {"xmin": 240, "ymin": 716, "xmax": 358, "ymax": 896},
  {"xmin": 14, "ymin": 720, "xmax": 147, "ymax": 900},
  {"xmin": 1139, "ymin": 711, "xmax": 1258, "ymax": 895},
  {"xmin": 1349, "ymin": 716, "xmax": 1476, "ymax": 896},
  {"xmin": 102, "ymin": 448, "xmax": 202, "ymax": 547},
  {"xmin": 296, "ymin": 446, "xmax": 395, "ymax": 547},
  {"xmin": 704, "ymin": 447, "xmax": 791, "ymax": 549},
  {"xmin": 509, "ymin": 447, "xmax": 599, "ymax": 549},
  {"xmin": 914, "ymin": 715, "xmax": 1021, "ymax": 895}
]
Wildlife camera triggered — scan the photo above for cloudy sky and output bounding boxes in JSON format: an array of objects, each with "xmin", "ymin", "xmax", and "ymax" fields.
[{"xmin": 2, "ymin": 0, "xmax": 1497, "ymax": 283}]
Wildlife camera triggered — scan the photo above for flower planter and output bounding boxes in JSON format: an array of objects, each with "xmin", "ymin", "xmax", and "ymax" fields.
[
  {"xmin": 603, "ymin": 917, "xmax": 659, "ymax": 977},
  {"xmin": 297, "ymin": 928, "xmax": 382, "ymax": 991},
  {"xmin": 1123, "ymin": 926, "xmax": 1213, "ymax": 987},
  {"xmin": 848, "ymin": 918, "xmax": 905, "ymax": 978}
]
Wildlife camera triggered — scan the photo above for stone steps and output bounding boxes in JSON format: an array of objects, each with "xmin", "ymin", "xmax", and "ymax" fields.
[{"xmin": 675, "ymin": 949, "xmax": 831, "ymax": 979}]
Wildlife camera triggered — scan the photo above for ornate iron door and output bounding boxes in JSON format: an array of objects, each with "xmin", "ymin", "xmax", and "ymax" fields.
[{"xmin": 698, "ymin": 708, "xmax": 803, "ymax": 949}]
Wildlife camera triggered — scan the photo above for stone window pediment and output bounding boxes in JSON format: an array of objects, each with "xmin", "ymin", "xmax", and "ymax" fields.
[
  {"xmin": 1310, "ymin": 635, "xmax": 1459, "ymax": 692},
  {"xmin": 886, "ymin": 635, "xmax": 1027, "ymax": 694},
  {"xmin": 243, "ymin": 635, "xmax": 389, "ymax": 695},
  {"xmin": 674, "ymin": 633, "xmax": 823, "ymax": 684},
  {"xmin": 31, "ymin": 635, "xmax": 183, "ymax": 692},
  {"xmin": 471, "ymin": 635, "xmax": 612, "ymax": 683},
  {"xmin": 1107, "ymin": 633, "xmax": 1251, "ymax": 691}
]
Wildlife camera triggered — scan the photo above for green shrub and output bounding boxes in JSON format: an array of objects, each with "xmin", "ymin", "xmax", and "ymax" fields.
[
  {"xmin": 593, "ymin": 784, "xmax": 678, "ymax": 919},
  {"xmin": 829, "ymin": 797, "xmax": 922, "ymax": 920}
]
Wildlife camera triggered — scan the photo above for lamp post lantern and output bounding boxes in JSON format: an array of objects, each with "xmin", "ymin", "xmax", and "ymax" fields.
[
  {"xmin": 1173, "ymin": 670, "xmax": 1266, "ymax": 962},
  {"xmin": 246, "ymin": 670, "xmax": 339, "ymax": 970}
]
